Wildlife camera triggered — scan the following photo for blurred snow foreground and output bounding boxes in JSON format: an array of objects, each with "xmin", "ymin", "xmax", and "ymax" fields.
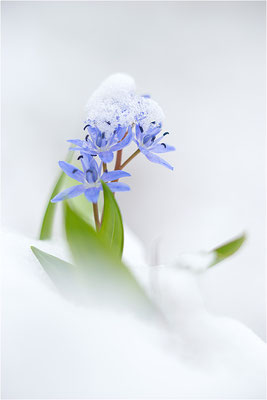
[{"xmin": 2, "ymin": 229, "xmax": 266, "ymax": 399}]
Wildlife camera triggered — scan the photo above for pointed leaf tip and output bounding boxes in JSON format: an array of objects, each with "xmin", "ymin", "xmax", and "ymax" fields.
[{"xmin": 209, "ymin": 233, "xmax": 246, "ymax": 268}]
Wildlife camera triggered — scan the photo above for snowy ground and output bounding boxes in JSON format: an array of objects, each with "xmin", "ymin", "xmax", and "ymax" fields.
[{"xmin": 2, "ymin": 228, "xmax": 266, "ymax": 399}]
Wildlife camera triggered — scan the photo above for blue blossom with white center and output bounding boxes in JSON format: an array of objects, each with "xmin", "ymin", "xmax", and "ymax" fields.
[
  {"xmin": 134, "ymin": 123, "xmax": 175, "ymax": 170},
  {"xmin": 51, "ymin": 154, "xmax": 130, "ymax": 204},
  {"xmin": 68, "ymin": 124, "xmax": 133, "ymax": 163}
]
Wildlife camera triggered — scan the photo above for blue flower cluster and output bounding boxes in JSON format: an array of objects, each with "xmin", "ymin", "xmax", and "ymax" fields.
[
  {"xmin": 51, "ymin": 156, "xmax": 130, "ymax": 204},
  {"xmin": 52, "ymin": 107, "xmax": 175, "ymax": 204},
  {"xmin": 134, "ymin": 123, "xmax": 175, "ymax": 170},
  {"xmin": 68, "ymin": 125, "xmax": 132, "ymax": 163}
]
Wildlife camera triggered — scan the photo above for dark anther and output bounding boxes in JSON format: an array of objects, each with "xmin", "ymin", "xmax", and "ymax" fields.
[
  {"xmin": 77, "ymin": 155, "xmax": 83, "ymax": 160},
  {"xmin": 163, "ymin": 132, "xmax": 169, "ymax": 136},
  {"xmin": 161, "ymin": 143, "xmax": 167, "ymax": 148},
  {"xmin": 85, "ymin": 134, "xmax": 89, "ymax": 141},
  {"xmin": 72, "ymin": 169, "xmax": 78, "ymax": 174},
  {"xmin": 83, "ymin": 124, "xmax": 90, "ymax": 131},
  {"xmin": 101, "ymin": 132, "xmax": 105, "ymax": 138},
  {"xmin": 140, "ymin": 126, "xmax": 144, "ymax": 133},
  {"xmin": 151, "ymin": 136, "xmax": 156, "ymax": 142},
  {"xmin": 86, "ymin": 169, "xmax": 92, "ymax": 173},
  {"xmin": 106, "ymin": 121, "xmax": 111, "ymax": 125},
  {"xmin": 151, "ymin": 121, "xmax": 156, "ymax": 124}
]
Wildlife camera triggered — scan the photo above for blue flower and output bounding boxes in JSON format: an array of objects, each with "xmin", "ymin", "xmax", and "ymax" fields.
[
  {"xmin": 134, "ymin": 123, "xmax": 175, "ymax": 170},
  {"xmin": 68, "ymin": 124, "xmax": 133, "ymax": 163},
  {"xmin": 51, "ymin": 154, "xmax": 131, "ymax": 204}
]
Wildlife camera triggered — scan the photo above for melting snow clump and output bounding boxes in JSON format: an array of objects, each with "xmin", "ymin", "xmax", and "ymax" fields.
[{"xmin": 85, "ymin": 73, "xmax": 165, "ymax": 136}]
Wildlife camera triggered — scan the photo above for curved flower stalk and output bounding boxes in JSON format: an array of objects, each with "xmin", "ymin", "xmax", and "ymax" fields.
[
  {"xmin": 51, "ymin": 154, "xmax": 130, "ymax": 204},
  {"xmin": 68, "ymin": 125, "xmax": 132, "ymax": 163},
  {"xmin": 133, "ymin": 123, "xmax": 175, "ymax": 170}
]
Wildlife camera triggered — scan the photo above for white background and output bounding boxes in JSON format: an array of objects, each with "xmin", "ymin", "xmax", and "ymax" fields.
[{"xmin": 2, "ymin": 1, "xmax": 265, "ymax": 339}]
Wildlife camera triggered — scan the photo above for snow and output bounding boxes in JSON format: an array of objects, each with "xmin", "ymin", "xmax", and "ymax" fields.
[
  {"xmin": 2, "ymin": 229, "xmax": 266, "ymax": 399},
  {"xmin": 85, "ymin": 73, "xmax": 165, "ymax": 135},
  {"xmin": 171, "ymin": 251, "xmax": 216, "ymax": 272}
]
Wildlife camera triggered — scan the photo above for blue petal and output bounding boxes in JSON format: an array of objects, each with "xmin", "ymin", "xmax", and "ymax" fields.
[
  {"xmin": 58, "ymin": 161, "xmax": 84, "ymax": 183},
  {"xmin": 101, "ymin": 170, "xmax": 131, "ymax": 182},
  {"xmin": 150, "ymin": 144, "xmax": 176, "ymax": 153},
  {"xmin": 78, "ymin": 148, "xmax": 98, "ymax": 156},
  {"xmin": 152, "ymin": 134, "xmax": 167, "ymax": 146},
  {"xmin": 89, "ymin": 156, "xmax": 100, "ymax": 173},
  {"xmin": 79, "ymin": 153, "xmax": 93, "ymax": 172},
  {"xmin": 69, "ymin": 146, "xmax": 84, "ymax": 152},
  {"xmin": 107, "ymin": 182, "xmax": 130, "ymax": 192},
  {"xmin": 99, "ymin": 151, "xmax": 114, "ymax": 163},
  {"xmin": 116, "ymin": 126, "xmax": 127, "ymax": 141},
  {"xmin": 110, "ymin": 127, "xmax": 133, "ymax": 152},
  {"xmin": 98, "ymin": 161, "xmax": 103, "ymax": 175},
  {"xmin": 84, "ymin": 187, "xmax": 101, "ymax": 203},
  {"xmin": 68, "ymin": 138, "xmax": 98, "ymax": 155},
  {"xmin": 85, "ymin": 125, "xmax": 99, "ymax": 138},
  {"xmin": 135, "ymin": 125, "xmax": 142, "ymax": 141},
  {"xmin": 140, "ymin": 148, "xmax": 174, "ymax": 170},
  {"xmin": 67, "ymin": 139, "xmax": 84, "ymax": 147},
  {"xmin": 149, "ymin": 126, "xmax": 162, "ymax": 137},
  {"xmin": 133, "ymin": 138, "xmax": 140, "ymax": 147},
  {"xmin": 51, "ymin": 185, "xmax": 85, "ymax": 203}
]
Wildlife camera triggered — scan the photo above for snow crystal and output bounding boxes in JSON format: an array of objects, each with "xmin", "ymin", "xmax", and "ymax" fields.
[{"xmin": 85, "ymin": 73, "xmax": 165, "ymax": 135}]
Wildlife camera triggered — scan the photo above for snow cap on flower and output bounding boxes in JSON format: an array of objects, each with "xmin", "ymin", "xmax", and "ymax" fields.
[{"xmin": 85, "ymin": 73, "xmax": 165, "ymax": 136}]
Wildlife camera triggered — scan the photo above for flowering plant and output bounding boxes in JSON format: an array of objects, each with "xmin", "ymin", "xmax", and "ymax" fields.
[{"xmin": 31, "ymin": 74, "xmax": 245, "ymax": 310}]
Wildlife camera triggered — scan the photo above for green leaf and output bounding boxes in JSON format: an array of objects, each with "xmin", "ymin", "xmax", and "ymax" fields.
[
  {"xmin": 39, "ymin": 151, "xmax": 96, "ymax": 240},
  {"xmin": 68, "ymin": 190, "xmax": 95, "ymax": 226},
  {"xmin": 63, "ymin": 201, "xmax": 154, "ymax": 311},
  {"xmin": 39, "ymin": 151, "xmax": 73, "ymax": 240},
  {"xmin": 64, "ymin": 200, "xmax": 106, "ymax": 269},
  {"xmin": 209, "ymin": 233, "xmax": 246, "ymax": 267},
  {"xmin": 31, "ymin": 245, "xmax": 76, "ymax": 296},
  {"xmin": 99, "ymin": 180, "xmax": 124, "ymax": 259}
]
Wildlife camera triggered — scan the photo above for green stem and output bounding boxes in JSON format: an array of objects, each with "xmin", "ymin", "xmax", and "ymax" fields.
[
  {"xmin": 93, "ymin": 202, "xmax": 100, "ymax": 231},
  {"xmin": 120, "ymin": 149, "xmax": 140, "ymax": 170},
  {"xmin": 114, "ymin": 129, "xmax": 128, "ymax": 170},
  {"xmin": 115, "ymin": 149, "xmax": 122, "ymax": 170}
]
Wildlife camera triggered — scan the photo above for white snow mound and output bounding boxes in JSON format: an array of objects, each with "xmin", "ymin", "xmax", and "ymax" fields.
[{"xmin": 2, "ymin": 229, "xmax": 266, "ymax": 399}]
